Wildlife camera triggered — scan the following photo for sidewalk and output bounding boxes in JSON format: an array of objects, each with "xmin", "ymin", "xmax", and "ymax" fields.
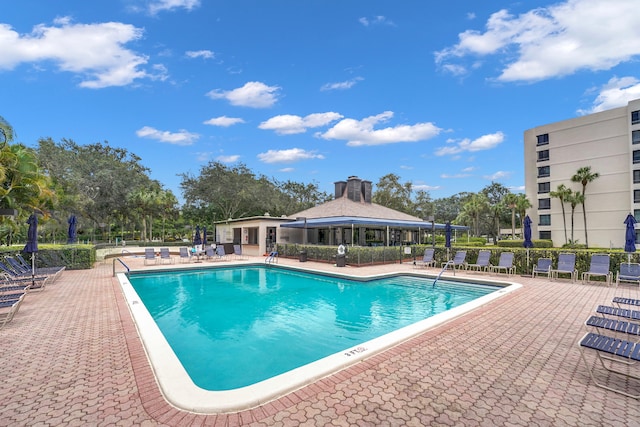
[{"xmin": 1, "ymin": 257, "xmax": 639, "ymax": 426}]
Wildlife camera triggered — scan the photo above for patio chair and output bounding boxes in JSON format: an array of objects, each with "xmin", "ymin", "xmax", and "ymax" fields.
[
  {"xmin": 233, "ymin": 244, "xmax": 248, "ymax": 260},
  {"xmin": 5, "ymin": 257, "xmax": 64, "ymax": 284},
  {"xmin": 441, "ymin": 251, "xmax": 466, "ymax": 272},
  {"xmin": 143, "ymin": 248, "xmax": 158, "ymax": 265},
  {"xmin": 0, "ymin": 293, "xmax": 26, "ymax": 330},
  {"xmin": 582, "ymin": 254, "xmax": 612, "ymax": 286},
  {"xmin": 204, "ymin": 246, "xmax": 216, "ymax": 261},
  {"xmin": 532, "ymin": 258, "xmax": 552, "ymax": 278},
  {"xmin": 159, "ymin": 248, "xmax": 174, "ymax": 264},
  {"xmin": 489, "ymin": 252, "xmax": 515, "ymax": 276},
  {"xmin": 551, "ymin": 253, "xmax": 577, "ymax": 282},
  {"xmin": 215, "ymin": 245, "xmax": 228, "ymax": 260},
  {"xmin": 616, "ymin": 263, "xmax": 640, "ymax": 287},
  {"xmin": 15, "ymin": 254, "xmax": 65, "ymax": 278},
  {"xmin": 596, "ymin": 305, "xmax": 640, "ymax": 321},
  {"xmin": 578, "ymin": 331, "xmax": 640, "ymax": 399},
  {"xmin": 585, "ymin": 315, "xmax": 640, "ymax": 336},
  {"xmin": 179, "ymin": 247, "xmax": 192, "ymax": 263},
  {"xmin": 467, "ymin": 250, "xmax": 491, "ymax": 272},
  {"xmin": 414, "ymin": 248, "xmax": 435, "ymax": 269},
  {"xmin": 613, "ymin": 297, "xmax": 640, "ymax": 307}
]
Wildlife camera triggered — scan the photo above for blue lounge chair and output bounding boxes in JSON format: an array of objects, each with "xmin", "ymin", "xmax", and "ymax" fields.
[
  {"xmin": 233, "ymin": 244, "xmax": 247, "ymax": 260},
  {"xmin": 613, "ymin": 297, "xmax": 640, "ymax": 307},
  {"xmin": 179, "ymin": 247, "xmax": 192, "ymax": 263},
  {"xmin": 551, "ymin": 253, "xmax": 577, "ymax": 282},
  {"xmin": 215, "ymin": 246, "xmax": 228, "ymax": 260},
  {"xmin": 467, "ymin": 250, "xmax": 491, "ymax": 272},
  {"xmin": 582, "ymin": 254, "xmax": 612, "ymax": 286},
  {"xmin": 586, "ymin": 315, "xmax": 640, "ymax": 336},
  {"xmin": 0, "ymin": 293, "xmax": 26, "ymax": 330},
  {"xmin": 578, "ymin": 331, "xmax": 640, "ymax": 399},
  {"xmin": 15, "ymin": 254, "xmax": 65, "ymax": 279},
  {"xmin": 616, "ymin": 263, "xmax": 640, "ymax": 287},
  {"xmin": 159, "ymin": 248, "xmax": 174, "ymax": 264},
  {"xmin": 143, "ymin": 248, "xmax": 158, "ymax": 265},
  {"xmin": 489, "ymin": 252, "xmax": 515, "ymax": 276},
  {"xmin": 414, "ymin": 248, "xmax": 435, "ymax": 269},
  {"xmin": 532, "ymin": 258, "xmax": 552, "ymax": 278},
  {"xmin": 441, "ymin": 251, "xmax": 466, "ymax": 272},
  {"xmin": 596, "ymin": 305, "xmax": 640, "ymax": 321}
]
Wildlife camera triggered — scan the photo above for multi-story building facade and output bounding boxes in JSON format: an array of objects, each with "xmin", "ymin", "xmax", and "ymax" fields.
[{"xmin": 524, "ymin": 98, "xmax": 640, "ymax": 248}]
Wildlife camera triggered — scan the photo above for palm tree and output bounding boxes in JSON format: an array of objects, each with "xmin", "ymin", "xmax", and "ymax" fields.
[
  {"xmin": 567, "ymin": 191, "xmax": 584, "ymax": 244},
  {"xmin": 461, "ymin": 194, "xmax": 488, "ymax": 237},
  {"xmin": 549, "ymin": 184, "xmax": 572, "ymax": 245},
  {"xmin": 504, "ymin": 193, "xmax": 519, "ymax": 239},
  {"xmin": 571, "ymin": 166, "xmax": 600, "ymax": 248}
]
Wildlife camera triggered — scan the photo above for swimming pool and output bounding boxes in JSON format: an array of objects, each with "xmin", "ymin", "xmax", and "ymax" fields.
[{"xmin": 118, "ymin": 264, "xmax": 520, "ymax": 413}]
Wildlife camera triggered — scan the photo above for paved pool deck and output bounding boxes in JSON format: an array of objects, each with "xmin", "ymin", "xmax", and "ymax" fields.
[{"xmin": 1, "ymin": 254, "xmax": 639, "ymax": 426}]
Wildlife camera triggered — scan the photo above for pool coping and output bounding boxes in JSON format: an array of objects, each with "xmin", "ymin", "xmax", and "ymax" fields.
[{"xmin": 117, "ymin": 263, "xmax": 522, "ymax": 414}]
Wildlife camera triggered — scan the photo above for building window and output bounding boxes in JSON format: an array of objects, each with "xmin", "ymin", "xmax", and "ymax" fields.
[
  {"xmin": 635, "ymin": 209, "xmax": 640, "ymax": 222},
  {"xmin": 635, "ymin": 190, "xmax": 640, "ymax": 204},
  {"xmin": 539, "ymin": 214, "xmax": 551, "ymax": 226},
  {"xmin": 538, "ymin": 166, "xmax": 550, "ymax": 178},
  {"xmin": 536, "ymin": 134, "xmax": 549, "ymax": 146},
  {"xmin": 538, "ymin": 198, "xmax": 551, "ymax": 210},
  {"xmin": 634, "ymin": 151, "xmax": 640, "ymax": 164},
  {"xmin": 635, "ymin": 170, "xmax": 640, "ymax": 184},
  {"xmin": 247, "ymin": 227, "xmax": 259, "ymax": 245},
  {"xmin": 539, "ymin": 231, "xmax": 551, "ymax": 240},
  {"xmin": 537, "ymin": 150, "xmax": 550, "ymax": 162},
  {"xmin": 633, "ymin": 110, "xmax": 640, "ymax": 125},
  {"xmin": 538, "ymin": 182, "xmax": 550, "ymax": 193},
  {"xmin": 634, "ymin": 130, "xmax": 640, "ymax": 145}
]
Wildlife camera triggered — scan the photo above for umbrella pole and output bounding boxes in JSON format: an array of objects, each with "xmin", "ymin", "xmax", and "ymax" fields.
[{"xmin": 31, "ymin": 253, "xmax": 35, "ymax": 287}]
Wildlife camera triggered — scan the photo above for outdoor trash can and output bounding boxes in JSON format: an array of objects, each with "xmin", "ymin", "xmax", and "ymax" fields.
[
  {"xmin": 336, "ymin": 254, "xmax": 346, "ymax": 267},
  {"xmin": 299, "ymin": 250, "xmax": 307, "ymax": 262}
]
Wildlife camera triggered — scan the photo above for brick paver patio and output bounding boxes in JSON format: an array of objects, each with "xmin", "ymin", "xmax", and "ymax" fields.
[{"xmin": 1, "ymin": 255, "xmax": 639, "ymax": 426}]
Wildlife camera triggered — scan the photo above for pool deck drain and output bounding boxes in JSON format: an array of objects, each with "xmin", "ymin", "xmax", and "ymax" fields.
[{"xmin": 0, "ymin": 255, "xmax": 639, "ymax": 426}]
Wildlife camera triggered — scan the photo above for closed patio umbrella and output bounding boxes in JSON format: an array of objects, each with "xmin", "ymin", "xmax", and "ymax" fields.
[
  {"xmin": 202, "ymin": 226, "xmax": 207, "ymax": 247},
  {"xmin": 624, "ymin": 213, "xmax": 637, "ymax": 264},
  {"xmin": 445, "ymin": 221, "xmax": 452, "ymax": 260},
  {"xmin": 67, "ymin": 215, "xmax": 77, "ymax": 244},
  {"xmin": 193, "ymin": 225, "xmax": 202, "ymax": 247},
  {"xmin": 24, "ymin": 213, "xmax": 39, "ymax": 286},
  {"xmin": 523, "ymin": 215, "xmax": 534, "ymax": 274}
]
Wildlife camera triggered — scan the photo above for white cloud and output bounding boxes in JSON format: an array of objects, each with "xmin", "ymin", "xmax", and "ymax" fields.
[
  {"xmin": 0, "ymin": 18, "xmax": 163, "ymax": 88},
  {"xmin": 483, "ymin": 171, "xmax": 511, "ymax": 180},
  {"xmin": 441, "ymin": 173, "xmax": 472, "ymax": 179},
  {"xmin": 185, "ymin": 50, "xmax": 214, "ymax": 59},
  {"xmin": 435, "ymin": 131, "xmax": 504, "ymax": 156},
  {"xmin": 148, "ymin": 0, "xmax": 200, "ymax": 14},
  {"xmin": 359, "ymin": 16, "xmax": 395, "ymax": 27},
  {"xmin": 257, "ymin": 148, "xmax": 325, "ymax": 164},
  {"xmin": 203, "ymin": 116, "xmax": 245, "ymax": 127},
  {"xmin": 136, "ymin": 126, "xmax": 199, "ymax": 145},
  {"xmin": 279, "ymin": 167, "xmax": 295, "ymax": 172},
  {"xmin": 435, "ymin": 0, "xmax": 640, "ymax": 82},
  {"xmin": 320, "ymin": 77, "xmax": 363, "ymax": 91},
  {"xmin": 216, "ymin": 154, "xmax": 240, "ymax": 163},
  {"xmin": 206, "ymin": 81, "xmax": 281, "ymax": 108},
  {"xmin": 259, "ymin": 112, "xmax": 343, "ymax": 135},
  {"xmin": 319, "ymin": 111, "xmax": 441, "ymax": 147},
  {"xmin": 413, "ymin": 183, "xmax": 440, "ymax": 191},
  {"xmin": 579, "ymin": 76, "xmax": 640, "ymax": 114}
]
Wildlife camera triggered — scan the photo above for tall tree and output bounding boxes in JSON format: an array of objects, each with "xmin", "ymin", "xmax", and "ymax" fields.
[
  {"xmin": 549, "ymin": 184, "xmax": 572, "ymax": 245},
  {"xmin": 372, "ymin": 173, "xmax": 413, "ymax": 213},
  {"xmin": 515, "ymin": 193, "xmax": 532, "ymax": 237},
  {"xmin": 460, "ymin": 193, "xmax": 488, "ymax": 237},
  {"xmin": 567, "ymin": 190, "xmax": 584, "ymax": 244},
  {"xmin": 571, "ymin": 166, "xmax": 600, "ymax": 248},
  {"xmin": 503, "ymin": 193, "xmax": 519, "ymax": 239}
]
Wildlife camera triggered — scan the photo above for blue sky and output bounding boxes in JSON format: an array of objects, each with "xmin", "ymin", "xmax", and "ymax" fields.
[{"xmin": 3, "ymin": 0, "xmax": 640, "ymax": 203}]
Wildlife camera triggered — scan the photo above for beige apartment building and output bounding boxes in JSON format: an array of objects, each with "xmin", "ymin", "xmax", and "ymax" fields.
[{"xmin": 524, "ymin": 98, "xmax": 640, "ymax": 249}]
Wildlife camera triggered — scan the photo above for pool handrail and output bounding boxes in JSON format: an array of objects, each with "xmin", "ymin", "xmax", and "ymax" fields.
[
  {"xmin": 265, "ymin": 251, "xmax": 278, "ymax": 264},
  {"xmin": 113, "ymin": 257, "xmax": 130, "ymax": 277}
]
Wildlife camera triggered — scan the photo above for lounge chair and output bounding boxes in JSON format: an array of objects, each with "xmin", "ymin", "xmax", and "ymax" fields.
[
  {"xmin": 204, "ymin": 246, "xmax": 216, "ymax": 261},
  {"xmin": 14, "ymin": 254, "xmax": 65, "ymax": 279},
  {"xmin": 489, "ymin": 252, "xmax": 515, "ymax": 276},
  {"xmin": 159, "ymin": 248, "xmax": 174, "ymax": 264},
  {"xmin": 596, "ymin": 305, "xmax": 640, "ymax": 321},
  {"xmin": 551, "ymin": 253, "xmax": 577, "ymax": 282},
  {"xmin": 586, "ymin": 315, "xmax": 640, "ymax": 336},
  {"xmin": 441, "ymin": 251, "xmax": 466, "ymax": 272},
  {"xmin": 143, "ymin": 248, "xmax": 158, "ymax": 265},
  {"xmin": 414, "ymin": 248, "xmax": 435, "ymax": 269},
  {"xmin": 613, "ymin": 297, "xmax": 640, "ymax": 307},
  {"xmin": 5, "ymin": 257, "xmax": 63, "ymax": 284},
  {"xmin": 179, "ymin": 247, "xmax": 192, "ymax": 263},
  {"xmin": 616, "ymin": 263, "xmax": 640, "ymax": 287},
  {"xmin": 532, "ymin": 258, "xmax": 552, "ymax": 278},
  {"xmin": 0, "ymin": 293, "xmax": 26, "ymax": 330},
  {"xmin": 215, "ymin": 246, "xmax": 228, "ymax": 260},
  {"xmin": 578, "ymin": 331, "xmax": 640, "ymax": 399},
  {"xmin": 582, "ymin": 254, "xmax": 612, "ymax": 286},
  {"xmin": 467, "ymin": 250, "xmax": 491, "ymax": 272},
  {"xmin": 233, "ymin": 244, "xmax": 248, "ymax": 260}
]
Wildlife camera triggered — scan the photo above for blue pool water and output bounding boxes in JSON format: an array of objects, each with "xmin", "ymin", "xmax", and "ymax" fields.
[{"xmin": 128, "ymin": 266, "xmax": 498, "ymax": 391}]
